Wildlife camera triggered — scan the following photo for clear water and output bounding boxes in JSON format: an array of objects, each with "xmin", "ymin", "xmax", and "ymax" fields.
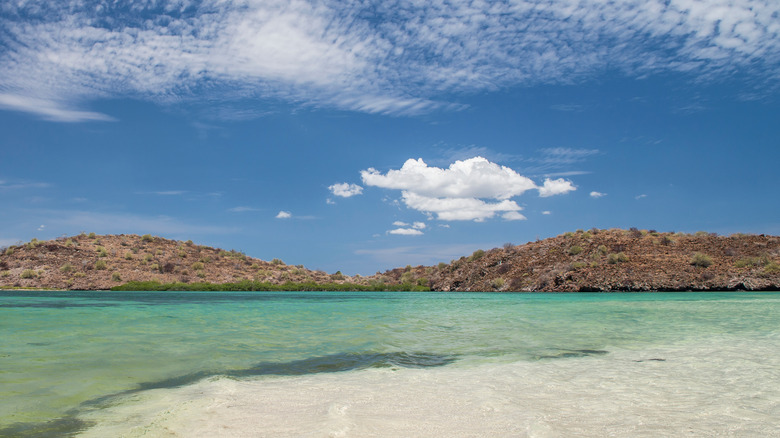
[{"xmin": 1, "ymin": 291, "xmax": 779, "ymax": 437}]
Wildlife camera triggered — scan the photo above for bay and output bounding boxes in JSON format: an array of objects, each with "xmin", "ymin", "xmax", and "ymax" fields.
[{"xmin": 1, "ymin": 291, "xmax": 779, "ymax": 437}]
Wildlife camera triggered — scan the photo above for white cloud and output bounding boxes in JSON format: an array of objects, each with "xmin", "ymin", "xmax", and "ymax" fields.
[
  {"xmin": 388, "ymin": 228, "xmax": 423, "ymax": 236},
  {"xmin": 635, "ymin": 194, "xmax": 648, "ymax": 200},
  {"xmin": 412, "ymin": 222, "xmax": 426, "ymax": 230},
  {"xmin": 538, "ymin": 178, "xmax": 577, "ymax": 197},
  {"xmin": 541, "ymin": 211, "xmax": 552, "ymax": 215},
  {"xmin": 362, "ymin": 156, "xmax": 574, "ymax": 221},
  {"xmin": 229, "ymin": 206, "xmax": 259, "ymax": 212},
  {"xmin": 328, "ymin": 183, "xmax": 363, "ymax": 198},
  {"xmin": 362, "ymin": 157, "xmax": 538, "ymax": 200},
  {"xmin": 502, "ymin": 212, "xmax": 527, "ymax": 221},
  {"xmin": 590, "ymin": 191, "xmax": 607, "ymax": 198},
  {"xmin": 37, "ymin": 224, "xmax": 45, "ymax": 231},
  {"xmin": 392, "ymin": 221, "xmax": 409, "ymax": 227},
  {"xmin": 3, "ymin": 0, "xmax": 778, "ymax": 121},
  {"xmin": 276, "ymin": 211, "xmax": 292, "ymax": 219}
]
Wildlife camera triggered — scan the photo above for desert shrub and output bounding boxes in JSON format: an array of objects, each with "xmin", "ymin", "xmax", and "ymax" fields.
[
  {"xmin": 563, "ymin": 232, "xmax": 574, "ymax": 238},
  {"xmin": 491, "ymin": 277, "xmax": 505, "ymax": 289},
  {"xmin": 65, "ymin": 279, "xmax": 74, "ymax": 288},
  {"xmin": 185, "ymin": 240, "xmax": 194, "ymax": 246},
  {"xmin": 628, "ymin": 227, "xmax": 643, "ymax": 238},
  {"xmin": 21, "ymin": 269, "xmax": 37, "ymax": 279},
  {"xmin": 4, "ymin": 247, "xmax": 14, "ymax": 256},
  {"xmin": 73, "ymin": 272, "xmax": 86, "ymax": 278},
  {"xmin": 763, "ymin": 263, "xmax": 780, "ymax": 275},
  {"xmin": 150, "ymin": 263, "xmax": 160, "ymax": 272},
  {"xmin": 162, "ymin": 262, "xmax": 176, "ymax": 273},
  {"xmin": 191, "ymin": 262, "xmax": 204, "ymax": 271},
  {"xmin": 695, "ymin": 231, "xmax": 709, "ymax": 237},
  {"xmin": 96, "ymin": 247, "xmax": 108, "ymax": 258},
  {"xmin": 417, "ymin": 277, "xmax": 428, "ymax": 287},
  {"xmin": 271, "ymin": 258, "xmax": 284, "ymax": 265},
  {"xmin": 607, "ymin": 253, "xmax": 629, "ymax": 264},
  {"xmin": 569, "ymin": 262, "xmax": 587, "ymax": 270},
  {"xmin": 124, "ymin": 252, "xmax": 134, "ymax": 260},
  {"xmin": 503, "ymin": 242, "xmax": 514, "ymax": 250},
  {"xmin": 178, "ymin": 251, "xmax": 187, "ymax": 258},
  {"xmin": 88, "ymin": 232, "xmax": 96, "ymax": 238},
  {"xmin": 597, "ymin": 245, "xmax": 608, "ymax": 255},
  {"xmin": 735, "ymin": 256, "xmax": 769, "ymax": 268},
  {"xmin": 660, "ymin": 235, "xmax": 674, "ymax": 246},
  {"xmin": 112, "ymin": 272, "xmax": 122, "ymax": 282},
  {"xmin": 331, "ymin": 271, "xmax": 345, "ymax": 281},
  {"xmin": 95, "ymin": 260, "xmax": 107, "ymax": 270},
  {"xmin": 690, "ymin": 253, "xmax": 713, "ymax": 268},
  {"xmin": 60, "ymin": 263, "xmax": 74, "ymax": 273},
  {"xmin": 438, "ymin": 262, "xmax": 448, "ymax": 270},
  {"xmin": 1, "ymin": 270, "xmax": 10, "ymax": 277},
  {"xmin": 65, "ymin": 239, "xmax": 74, "ymax": 247},
  {"xmin": 141, "ymin": 234, "xmax": 154, "ymax": 242},
  {"xmin": 197, "ymin": 271, "xmax": 206, "ymax": 278},
  {"xmin": 470, "ymin": 249, "xmax": 485, "ymax": 261},
  {"xmin": 568, "ymin": 246, "xmax": 583, "ymax": 255},
  {"xmin": 200, "ymin": 256, "xmax": 211, "ymax": 263}
]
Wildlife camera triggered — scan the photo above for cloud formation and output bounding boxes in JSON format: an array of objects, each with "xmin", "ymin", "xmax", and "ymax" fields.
[
  {"xmin": 590, "ymin": 191, "xmax": 607, "ymax": 198},
  {"xmin": 388, "ymin": 220, "xmax": 426, "ymax": 236},
  {"xmin": 276, "ymin": 211, "xmax": 292, "ymax": 219},
  {"xmin": 329, "ymin": 183, "xmax": 363, "ymax": 198},
  {"xmin": 362, "ymin": 157, "xmax": 574, "ymax": 221},
  {"xmin": 1, "ymin": 0, "xmax": 778, "ymax": 121}
]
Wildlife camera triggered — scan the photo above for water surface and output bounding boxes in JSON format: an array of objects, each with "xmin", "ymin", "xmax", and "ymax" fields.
[{"xmin": 1, "ymin": 290, "xmax": 779, "ymax": 436}]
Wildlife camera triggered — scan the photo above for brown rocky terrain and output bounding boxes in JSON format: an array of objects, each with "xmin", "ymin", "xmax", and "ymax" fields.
[
  {"xmin": 0, "ymin": 233, "xmax": 355, "ymax": 290},
  {"xmin": 414, "ymin": 228, "xmax": 780, "ymax": 291},
  {"xmin": 2, "ymin": 229, "xmax": 779, "ymax": 291}
]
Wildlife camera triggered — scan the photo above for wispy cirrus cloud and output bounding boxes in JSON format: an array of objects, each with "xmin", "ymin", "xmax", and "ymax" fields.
[{"xmin": 2, "ymin": 0, "xmax": 778, "ymax": 121}]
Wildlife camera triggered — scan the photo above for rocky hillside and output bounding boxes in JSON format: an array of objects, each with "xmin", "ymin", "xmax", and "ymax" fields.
[
  {"xmin": 417, "ymin": 229, "xmax": 780, "ymax": 291},
  {"xmin": 2, "ymin": 229, "xmax": 779, "ymax": 292},
  {"xmin": 0, "ymin": 233, "xmax": 354, "ymax": 290}
]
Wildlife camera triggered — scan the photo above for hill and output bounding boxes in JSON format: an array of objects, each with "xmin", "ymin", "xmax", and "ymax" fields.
[
  {"xmin": 1, "ymin": 229, "xmax": 779, "ymax": 291},
  {"xmin": 417, "ymin": 229, "xmax": 780, "ymax": 291},
  {"xmin": 0, "ymin": 233, "xmax": 354, "ymax": 290}
]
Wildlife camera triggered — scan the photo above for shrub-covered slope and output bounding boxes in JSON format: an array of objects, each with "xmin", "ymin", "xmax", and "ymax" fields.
[
  {"xmin": 0, "ymin": 233, "xmax": 352, "ymax": 290},
  {"xmin": 423, "ymin": 229, "xmax": 780, "ymax": 292}
]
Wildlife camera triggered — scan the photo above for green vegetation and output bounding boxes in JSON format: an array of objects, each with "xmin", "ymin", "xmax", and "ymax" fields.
[
  {"xmin": 20, "ymin": 269, "xmax": 37, "ymax": 279},
  {"xmin": 764, "ymin": 263, "xmax": 780, "ymax": 275},
  {"xmin": 112, "ymin": 280, "xmax": 430, "ymax": 292},
  {"xmin": 470, "ymin": 249, "xmax": 485, "ymax": 261},
  {"xmin": 1, "ymin": 270, "xmax": 10, "ymax": 278},
  {"xmin": 112, "ymin": 272, "xmax": 122, "ymax": 282},
  {"xmin": 141, "ymin": 234, "xmax": 154, "ymax": 242},
  {"xmin": 568, "ymin": 245, "xmax": 583, "ymax": 255},
  {"xmin": 88, "ymin": 232, "xmax": 96, "ymax": 238},
  {"xmin": 191, "ymin": 262, "xmax": 204, "ymax": 271},
  {"xmin": 124, "ymin": 252, "xmax": 134, "ymax": 260},
  {"xmin": 96, "ymin": 246, "xmax": 108, "ymax": 257},
  {"xmin": 271, "ymin": 258, "xmax": 284, "ymax": 265},
  {"xmin": 60, "ymin": 263, "xmax": 74, "ymax": 273},
  {"xmin": 4, "ymin": 247, "xmax": 14, "ymax": 256},
  {"xmin": 95, "ymin": 260, "xmax": 107, "ymax": 270},
  {"xmin": 690, "ymin": 253, "xmax": 713, "ymax": 268},
  {"xmin": 607, "ymin": 252, "xmax": 629, "ymax": 264},
  {"xmin": 597, "ymin": 245, "xmax": 608, "ymax": 255},
  {"xmin": 735, "ymin": 256, "xmax": 769, "ymax": 268},
  {"xmin": 491, "ymin": 277, "xmax": 505, "ymax": 289}
]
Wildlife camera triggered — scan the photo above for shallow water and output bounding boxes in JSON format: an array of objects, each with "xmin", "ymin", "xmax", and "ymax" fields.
[{"xmin": 1, "ymin": 291, "xmax": 779, "ymax": 437}]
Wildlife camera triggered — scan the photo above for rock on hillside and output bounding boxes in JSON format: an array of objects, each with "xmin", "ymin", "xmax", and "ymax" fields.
[
  {"xmin": 0, "ymin": 234, "xmax": 351, "ymax": 290},
  {"xmin": 423, "ymin": 229, "xmax": 780, "ymax": 292}
]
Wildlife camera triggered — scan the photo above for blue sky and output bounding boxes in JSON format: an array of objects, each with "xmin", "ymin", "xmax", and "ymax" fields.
[{"xmin": 1, "ymin": 0, "xmax": 779, "ymax": 275}]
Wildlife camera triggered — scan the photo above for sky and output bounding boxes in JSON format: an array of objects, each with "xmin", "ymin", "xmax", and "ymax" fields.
[{"xmin": 1, "ymin": 0, "xmax": 779, "ymax": 275}]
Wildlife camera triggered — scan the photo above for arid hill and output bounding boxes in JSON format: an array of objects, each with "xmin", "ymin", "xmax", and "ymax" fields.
[
  {"xmin": 0, "ymin": 233, "xmax": 355, "ymax": 290},
  {"xmin": 411, "ymin": 228, "xmax": 779, "ymax": 291},
  {"xmin": 2, "ymin": 229, "xmax": 779, "ymax": 291}
]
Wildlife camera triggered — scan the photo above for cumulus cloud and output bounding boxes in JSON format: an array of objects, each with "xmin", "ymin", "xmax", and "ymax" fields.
[
  {"xmin": 1, "ymin": 0, "xmax": 778, "ymax": 121},
  {"xmin": 590, "ymin": 191, "xmax": 607, "ymax": 198},
  {"xmin": 363, "ymin": 157, "xmax": 574, "ymax": 221},
  {"xmin": 276, "ymin": 210, "xmax": 292, "ymax": 219},
  {"xmin": 538, "ymin": 178, "xmax": 577, "ymax": 197},
  {"xmin": 329, "ymin": 183, "xmax": 363, "ymax": 198},
  {"xmin": 388, "ymin": 227, "xmax": 423, "ymax": 236}
]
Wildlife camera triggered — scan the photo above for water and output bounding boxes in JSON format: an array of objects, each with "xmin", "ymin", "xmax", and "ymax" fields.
[{"xmin": 1, "ymin": 291, "xmax": 779, "ymax": 437}]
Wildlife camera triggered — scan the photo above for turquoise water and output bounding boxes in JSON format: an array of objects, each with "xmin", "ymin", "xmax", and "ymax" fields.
[{"xmin": 2, "ymin": 291, "xmax": 779, "ymax": 437}]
